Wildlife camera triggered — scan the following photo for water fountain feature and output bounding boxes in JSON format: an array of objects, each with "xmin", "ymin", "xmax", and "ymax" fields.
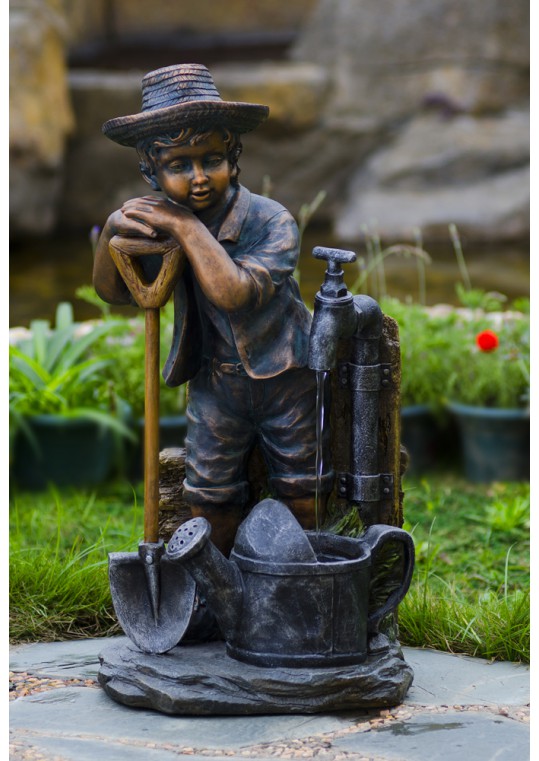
[
  {"xmin": 88, "ymin": 61, "xmax": 415, "ymax": 713},
  {"xmin": 99, "ymin": 243, "xmax": 416, "ymax": 713}
]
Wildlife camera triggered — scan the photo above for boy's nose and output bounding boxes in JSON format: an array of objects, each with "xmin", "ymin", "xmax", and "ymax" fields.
[{"xmin": 191, "ymin": 162, "xmax": 208, "ymax": 184}]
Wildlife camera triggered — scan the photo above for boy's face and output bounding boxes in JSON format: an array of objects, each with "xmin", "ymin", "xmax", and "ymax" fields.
[{"xmin": 154, "ymin": 132, "xmax": 233, "ymax": 213}]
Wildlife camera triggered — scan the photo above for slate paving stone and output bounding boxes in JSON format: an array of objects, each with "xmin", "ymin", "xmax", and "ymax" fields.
[
  {"xmin": 403, "ymin": 647, "xmax": 530, "ymax": 706},
  {"xmin": 9, "ymin": 639, "xmax": 530, "ymax": 708},
  {"xmin": 9, "ymin": 686, "xmax": 355, "ymax": 750},
  {"xmin": 10, "ymin": 734, "xmax": 275, "ymax": 761},
  {"xmin": 9, "ymin": 638, "xmax": 530, "ymax": 761},
  {"xmin": 333, "ymin": 709, "xmax": 529, "ymax": 761},
  {"xmin": 9, "ymin": 637, "xmax": 113, "ymax": 680}
]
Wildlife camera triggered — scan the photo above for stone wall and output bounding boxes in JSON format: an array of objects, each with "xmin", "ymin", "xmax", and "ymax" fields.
[
  {"xmin": 10, "ymin": 0, "xmax": 529, "ymax": 244},
  {"xmin": 10, "ymin": 0, "xmax": 74, "ymax": 236},
  {"xmin": 63, "ymin": 0, "xmax": 317, "ymax": 44},
  {"xmin": 290, "ymin": 0, "xmax": 529, "ymax": 242}
]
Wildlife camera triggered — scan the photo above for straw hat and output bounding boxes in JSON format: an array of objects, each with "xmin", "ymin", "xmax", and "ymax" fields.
[{"xmin": 102, "ymin": 63, "xmax": 269, "ymax": 147}]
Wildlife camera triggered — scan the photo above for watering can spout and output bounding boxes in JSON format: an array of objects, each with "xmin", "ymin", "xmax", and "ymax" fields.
[{"xmin": 166, "ymin": 518, "xmax": 243, "ymax": 641}]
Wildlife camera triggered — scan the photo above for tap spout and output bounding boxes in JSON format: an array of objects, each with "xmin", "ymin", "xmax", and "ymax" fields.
[
  {"xmin": 308, "ymin": 294, "xmax": 358, "ymax": 371},
  {"xmin": 307, "ymin": 246, "xmax": 360, "ymax": 371}
]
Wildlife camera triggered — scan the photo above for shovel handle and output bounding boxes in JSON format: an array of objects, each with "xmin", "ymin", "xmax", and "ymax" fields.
[
  {"xmin": 144, "ymin": 307, "xmax": 161, "ymax": 543},
  {"xmin": 109, "ymin": 234, "xmax": 183, "ymax": 309},
  {"xmin": 108, "ymin": 234, "xmax": 184, "ymax": 542}
]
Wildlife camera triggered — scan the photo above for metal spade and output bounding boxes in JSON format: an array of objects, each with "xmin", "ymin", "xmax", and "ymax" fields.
[{"xmin": 107, "ymin": 234, "xmax": 196, "ymax": 654}]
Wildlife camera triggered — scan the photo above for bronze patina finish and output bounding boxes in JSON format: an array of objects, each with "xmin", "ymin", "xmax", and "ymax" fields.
[
  {"xmin": 95, "ymin": 63, "xmax": 415, "ymax": 709},
  {"xmin": 106, "ymin": 233, "xmax": 196, "ymax": 654},
  {"xmin": 93, "ymin": 64, "xmax": 333, "ymax": 556}
]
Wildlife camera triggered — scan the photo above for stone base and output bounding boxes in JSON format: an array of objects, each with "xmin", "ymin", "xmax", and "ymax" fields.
[{"xmin": 98, "ymin": 639, "xmax": 413, "ymax": 715}]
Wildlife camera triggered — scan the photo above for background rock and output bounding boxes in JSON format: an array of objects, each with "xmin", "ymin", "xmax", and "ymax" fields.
[
  {"xmin": 292, "ymin": 0, "xmax": 529, "ymax": 120},
  {"xmin": 10, "ymin": 0, "xmax": 74, "ymax": 236},
  {"xmin": 335, "ymin": 111, "xmax": 530, "ymax": 241},
  {"xmin": 10, "ymin": 0, "xmax": 529, "ymax": 244}
]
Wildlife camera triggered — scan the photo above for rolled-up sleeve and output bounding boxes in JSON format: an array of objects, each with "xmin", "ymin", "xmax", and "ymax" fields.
[{"xmin": 232, "ymin": 210, "xmax": 300, "ymax": 310}]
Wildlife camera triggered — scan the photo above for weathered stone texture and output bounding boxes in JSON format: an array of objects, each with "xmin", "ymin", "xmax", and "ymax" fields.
[
  {"xmin": 64, "ymin": 0, "xmax": 317, "ymax": 43},
  {"xmin": 98, "ymin": 639, "xmax": 413, "ymax": 714},
  {"xmin": 292, "ymin": 0, "xmax": 529, "ymax": 119},
  {"xmin": 10, "ymin": 0, "xmax": 74, "ymax": 235},
  {"xmin": 12, "ymin": 0, "xmax": 529, "ymax": 243}
]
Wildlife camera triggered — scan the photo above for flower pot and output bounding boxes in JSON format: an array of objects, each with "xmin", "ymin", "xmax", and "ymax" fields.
[
  {"xmin": 400, "ymin": 405, "xmax": 459, "ymax": 474},
  {"xmin": 12, "ymin": 415, "xmax": 115, "ymax": 490},
  {"xmin": 447, "ymin": 402, "xmax": 530, "ymax": 483},
  {"xmin": 400, "ymin": 405, "xmax": 439, "ymax": 474}
]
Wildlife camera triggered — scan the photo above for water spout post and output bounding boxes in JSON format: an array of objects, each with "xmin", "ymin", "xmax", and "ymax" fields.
[{"xmin": 308, "ymin": 248, "xmax": 393, "ymax": 526}]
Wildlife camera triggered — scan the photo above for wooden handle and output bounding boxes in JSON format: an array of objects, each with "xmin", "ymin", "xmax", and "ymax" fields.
[
  {"xmin": 107, "ymin": 235, "xmax": 183, "ymax": 541},
  {"xmin": 109, "ymin": 234, "xmax": 183, "ymax": 309},
  {"xmin": 144, "ymin": 308, "xmax": 161, "ymax": 543}
]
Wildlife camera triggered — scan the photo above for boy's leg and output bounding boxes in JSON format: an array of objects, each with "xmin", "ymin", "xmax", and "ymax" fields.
[
  {"xmin": 285, "ymin": 494, "xmax": 328, "ymax": 530},
  {"xmin": 183, "ymin": 366, "xmax": 256, "ymax": 556},
  {"xmin": 257, "ymin": 367, "xmax": 334, "ymax": 528}
]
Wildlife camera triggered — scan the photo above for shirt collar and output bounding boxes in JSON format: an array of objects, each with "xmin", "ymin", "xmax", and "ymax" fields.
[{"xmin": 217, "ymin": 185, "xmax": 251, "ymax": 243}]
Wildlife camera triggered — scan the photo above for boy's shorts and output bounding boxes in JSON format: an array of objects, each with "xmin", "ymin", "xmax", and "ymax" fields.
[{"xmin": 182, "ymin": 362, "xmax": 334, "ymax": 509}]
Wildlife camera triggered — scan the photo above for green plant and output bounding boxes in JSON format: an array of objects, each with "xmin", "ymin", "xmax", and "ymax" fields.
[
  {"xmin": 9, "ymin": 302, "xmax": 134, "ymax": 455},
  {"xmin": 9, "ymin": 484, "xmax": 143, "ymax": 642},
  {"xmin": 444, "ymin": 311, "xmax": 529, "ymax": 408},
  {"xmin": 379, "ymin": 297, "xmax": 459, "ymax": 410},
  {"xmin": 349, "ymin": 225, "xmax": 432, "ymax": 303},
  {"xmin": 76, "ymin": 288, "xmax": 187, "ymax": 418}
]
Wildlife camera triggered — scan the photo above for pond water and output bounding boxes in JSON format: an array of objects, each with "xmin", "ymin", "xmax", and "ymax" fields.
[{"xmin": 9, "ymin": 228, "xmax": 529, "ymax": 327}]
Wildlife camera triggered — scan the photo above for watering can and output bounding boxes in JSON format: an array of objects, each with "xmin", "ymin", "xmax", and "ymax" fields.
[{"xmin": 166, "ymin": 498, "xmax": 414, "ymax": 668}]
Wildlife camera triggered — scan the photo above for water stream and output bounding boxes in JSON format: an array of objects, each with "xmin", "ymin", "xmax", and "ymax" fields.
[{"xmin": 314, "ymin": 369, "xmax": 329, "ymax": 533}]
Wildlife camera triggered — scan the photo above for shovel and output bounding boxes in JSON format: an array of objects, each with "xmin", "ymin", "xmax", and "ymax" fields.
[{"xmin": 107, "ymin": 234, "xmax": 196, "ymax": 654}]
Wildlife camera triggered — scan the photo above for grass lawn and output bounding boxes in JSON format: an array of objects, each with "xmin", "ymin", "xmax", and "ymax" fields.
[
  {"xmin": 9, "ymin": 475, "xmax": 530, "ymax": 662},
  {"xmin": 399, "ymin": 475, "xmax": 529, "ymax": 663}
]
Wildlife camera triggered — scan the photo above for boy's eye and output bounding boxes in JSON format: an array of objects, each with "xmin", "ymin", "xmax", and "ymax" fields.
[
  {"xmin": 168, "ymin": 160, "xmax": 190, "ymax": 173},
  {"xmin": 204, "ymin": 155, "xmax": 225, "ymax": 168}
]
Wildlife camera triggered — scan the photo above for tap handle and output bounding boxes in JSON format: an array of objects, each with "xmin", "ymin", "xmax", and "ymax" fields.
[{"xmin": 313, "ymin": 246, "xmax": 357, "ymax": 273}]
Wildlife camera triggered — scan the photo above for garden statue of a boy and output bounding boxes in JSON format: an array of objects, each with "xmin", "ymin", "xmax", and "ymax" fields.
[{"xmin": 93, "ymin": 64, "xmax": 333, "ymax": 556}]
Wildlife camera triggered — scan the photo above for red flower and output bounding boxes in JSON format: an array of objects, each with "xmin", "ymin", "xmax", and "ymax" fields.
[{"xmin": 476, "ymin": 329, "xmax": 499, "ymax": 352}]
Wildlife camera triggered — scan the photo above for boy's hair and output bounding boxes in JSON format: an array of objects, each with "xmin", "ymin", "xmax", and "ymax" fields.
[{"xmin": 136, "ymin": 127, "xmax": 242, "ymax": 191}]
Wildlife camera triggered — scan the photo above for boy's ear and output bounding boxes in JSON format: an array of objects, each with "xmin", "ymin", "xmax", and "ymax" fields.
[
  {"xmin": 139, "ymin": 163, "xmax": 161, "ymax": 191},
  {"xmin": 145, "ymin": 174, "xmax": 162, "ymax": 192}
]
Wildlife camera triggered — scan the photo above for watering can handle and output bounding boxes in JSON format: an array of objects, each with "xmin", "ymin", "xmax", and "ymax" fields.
[{"xmin": 363, "ymin": 524, "xmax": 415, "ymax": 634}]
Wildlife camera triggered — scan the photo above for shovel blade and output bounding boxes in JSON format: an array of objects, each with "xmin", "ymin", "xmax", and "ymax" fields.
[{"xmin": 109, "ymin": 551, "xmax": 196, "ymax": 654}]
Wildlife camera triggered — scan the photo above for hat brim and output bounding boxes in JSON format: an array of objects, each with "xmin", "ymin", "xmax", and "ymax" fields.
[{"xmin": 103, "ymin": 100, "xmax": 269, "ymax": 147}]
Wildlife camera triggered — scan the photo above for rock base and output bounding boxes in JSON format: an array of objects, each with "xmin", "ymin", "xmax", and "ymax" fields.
[{"xmin": 98, "ymin": 639, "xmax": 413, "ymax": 715}]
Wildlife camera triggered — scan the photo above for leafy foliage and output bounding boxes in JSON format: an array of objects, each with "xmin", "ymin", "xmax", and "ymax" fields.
[
  {"xmin": 9, "ymin": 303, "xmax": 135, "ymax": 454},
  {"xmin": 380, "ymin": 297, "xmax": 529, "ymax": 410},
  {"xmin": 76, "ymin": 287, "xmax": 187, "ymax": 418}
]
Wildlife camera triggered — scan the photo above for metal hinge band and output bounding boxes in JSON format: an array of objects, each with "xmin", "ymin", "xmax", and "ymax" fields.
[
  {"xmin": 336, "ymin": 472, "xmax": 394, "ymax": 502},
  {"xmin": 338, "ymin": 362, "xmax": 394, "ymax": 390}
]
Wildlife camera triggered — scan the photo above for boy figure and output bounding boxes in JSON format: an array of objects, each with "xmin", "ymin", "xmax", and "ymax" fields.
[{"xmin": 93, "ymin": 64, "xmax": 333, "ymax": 556}]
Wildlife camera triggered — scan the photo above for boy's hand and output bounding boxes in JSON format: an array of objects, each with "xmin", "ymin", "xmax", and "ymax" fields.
[
  {"xmin": 122, "ymin": 196, "xmax": 196, "ymax": 239},
  {"xmin": 105, "ymin": 199, "xmax": 159, "ymax": 239}
]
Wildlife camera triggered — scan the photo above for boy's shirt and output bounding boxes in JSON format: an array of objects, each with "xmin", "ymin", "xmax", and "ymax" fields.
[{"xmin": 163, "ymin": 185, "xmax": 312, "ymax": 386}]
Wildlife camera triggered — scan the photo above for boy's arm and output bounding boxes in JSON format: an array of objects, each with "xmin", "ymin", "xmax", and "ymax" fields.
[
  {"xmin": 93, "ymin": 203, "xmax": 176, "ymax": 305},
  {"xmin": 122, "ymin": 197, "xmax": 257, "ymax": 312}
]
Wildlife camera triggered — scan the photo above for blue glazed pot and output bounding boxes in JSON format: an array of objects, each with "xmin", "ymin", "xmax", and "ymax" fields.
[
  {"xmin": 12, "ymin": 415, "xmax": 115, "ymax": 490},
  {"xmin": 447, "ymin": 402, "xmax": 530, "ymax": 483},
  {"xmin": 400, "ymin": 405, "xmax": 440, "ymax": 474}
]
